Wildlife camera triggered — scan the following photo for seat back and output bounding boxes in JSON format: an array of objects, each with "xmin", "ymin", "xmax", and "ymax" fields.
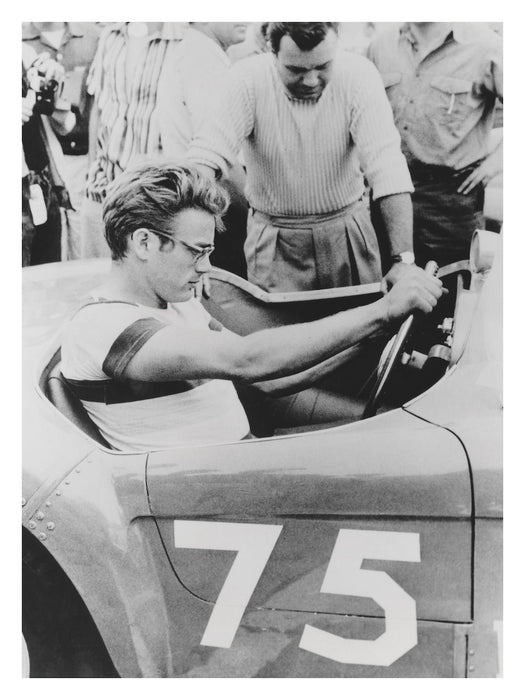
[{"xmin": 45, "ymin": 363, "xmax": 112, "ymax": 449}]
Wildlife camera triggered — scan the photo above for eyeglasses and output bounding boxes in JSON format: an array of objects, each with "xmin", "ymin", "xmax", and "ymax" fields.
[{"xmin": 149, "ymin": 229, "xmax": 215, "ymax": 264}]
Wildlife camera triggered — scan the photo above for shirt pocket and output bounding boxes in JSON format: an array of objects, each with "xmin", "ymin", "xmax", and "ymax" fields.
[{"xmin": 429, "ymin": 76, "xmax": 473, "ymax": 130}]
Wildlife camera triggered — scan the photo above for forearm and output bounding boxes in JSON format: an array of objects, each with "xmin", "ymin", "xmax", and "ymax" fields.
[
  {"xmin": 485, "ymin": 137, "xmax": 503, "ymax": 178},
  {"xmin": 376, "ymin": 192, "xmax": 413, "ymax": 257},
  {"xmin": 236, "ymin": 300, "xmax": 390, "ymax": 382},
  {"xmin": 251, "ymin": 342, "xmax": 371, "ymax": 397}
]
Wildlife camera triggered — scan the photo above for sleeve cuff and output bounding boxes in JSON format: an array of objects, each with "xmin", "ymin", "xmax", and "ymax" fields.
[{"xmin": 102, "ymin": 318, "xmax": 168, "ymax": 379}]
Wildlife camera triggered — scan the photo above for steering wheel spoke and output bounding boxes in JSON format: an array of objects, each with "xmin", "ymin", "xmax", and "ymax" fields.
[{"xmin": 362, "ymin": 261, "xmax": 439, "ymax": 419}]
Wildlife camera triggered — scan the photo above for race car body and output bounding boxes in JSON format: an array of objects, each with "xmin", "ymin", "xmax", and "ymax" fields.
[{"xmin": 22, "ymin": 231, "xmax": 502, "ymax": 678}]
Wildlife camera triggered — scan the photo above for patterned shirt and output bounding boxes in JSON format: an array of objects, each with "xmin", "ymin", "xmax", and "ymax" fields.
[
  {"xmin": 367, "ymin": 23, "xmax": 503, "ymax": 170},
  {"xmin": 85, "ymin": 23, "xmax": 185, "ymax": 201},
  {"xmin": 186, "ymin": 51, "xmax": 413, "ymax": 217}
]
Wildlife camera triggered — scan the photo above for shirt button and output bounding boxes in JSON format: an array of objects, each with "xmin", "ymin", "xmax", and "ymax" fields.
[
  {"xmin": 403, "ymin": 125, "xmax": 408, "ymax": 130},
  {"xmin": 57, "ymin": 52, "xmax": 63, "ymax": 61},
  {"xmin": 71, "ymin": 141, "xmax": 76, "ymax": 148}
]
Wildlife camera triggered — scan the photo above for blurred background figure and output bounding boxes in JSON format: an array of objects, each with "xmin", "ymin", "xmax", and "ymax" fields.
[
  {"xmin": 80, "ymin": 22, "xmax": 186, "ymax": 258},
  {"xmin": 228, "ymin": 22, "xmax": 269, "ymax": 62},
  {"xmin": 339, "ymin": 22, "xmax": 397, "ymax": 55},
  {"xmin": 158, "ymin": 22, "xmax": 250, "ymax": 277},
  {"xmin": 23, "ymin": 23, "xmax": 100, "ymax": 260},
  {"xmin": 22, "ymin": 44, "xmax": 75, "ymax": 266},
  {"xmin": 368, "ymin": 22, "xmax": 503, "ymax": 268}
]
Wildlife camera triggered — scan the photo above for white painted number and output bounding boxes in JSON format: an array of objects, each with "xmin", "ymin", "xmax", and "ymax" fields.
[
  {"xmin": 174, "ymin": 522, "xmax": 420, "ymax": 666},
  {"xmin": 299, "ymin": 529, "xmax": 420, "ymax": 666},
  {"xmin": 173, "ymin": 520, "xmax": 282, "ymax": 648}
]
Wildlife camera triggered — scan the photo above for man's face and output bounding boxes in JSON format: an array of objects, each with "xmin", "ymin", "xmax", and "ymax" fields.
[
  {"xmin": 148, "ymin": 208, "xmax": 216, "ymax": 304},
  {"xmin": 275, "ymin": 29, "xmax": 338, "ymax": 101},
  {"xmin": 209, "ymin": 22, "xmax": 248, "ymax": 48}
]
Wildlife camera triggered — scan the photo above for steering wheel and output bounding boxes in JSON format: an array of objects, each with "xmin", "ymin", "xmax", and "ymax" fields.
[{"xmin": 362, "ymin": 261, "xmax": 439, "ymax": 419}]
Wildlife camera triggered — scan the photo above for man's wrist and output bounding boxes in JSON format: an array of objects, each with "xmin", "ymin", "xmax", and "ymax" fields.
[
  {"xmin": 371, "ymin": 297, "xmax": 393, "ymax": 331},
  {"xmin": 390, "ymin": 251, "xmax": 415, "ymax": 265}
]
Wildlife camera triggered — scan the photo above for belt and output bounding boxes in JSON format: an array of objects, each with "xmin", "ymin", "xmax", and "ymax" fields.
[
  {"xmin": 252, "ymin": 198, "xmax": 364, "ymax": 229},
  {"xmin": 409, "ymin": 159, "xmax": 483, "ymax": 183}
]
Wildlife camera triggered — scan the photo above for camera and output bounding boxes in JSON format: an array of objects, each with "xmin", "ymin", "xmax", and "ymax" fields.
[{"xmin": 25, "ymin": 67, "xmax": 59, "ymax": 116}]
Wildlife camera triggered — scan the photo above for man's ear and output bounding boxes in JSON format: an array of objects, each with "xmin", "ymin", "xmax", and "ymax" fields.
[{"xmin": 129, "ymin": 228, "xmax": 155, "ymax": 261}]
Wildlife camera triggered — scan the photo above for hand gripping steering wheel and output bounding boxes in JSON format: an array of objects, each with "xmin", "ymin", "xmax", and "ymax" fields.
[{"xmin": 362, "ymin": 261, "xmax": 439, "ymax": 419}]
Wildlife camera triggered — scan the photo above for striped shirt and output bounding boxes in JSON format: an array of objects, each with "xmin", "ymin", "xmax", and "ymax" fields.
[
  {"xmin": 187, "ymin": 50, "xmax": 413, "ymax": 217},
  {"xmin": 367, "ymin": 23, "xmax": 503, "ymax": 170},
  {"xmin": 85, "ymin": 23, "xmax": 185, "ymax": 201}
]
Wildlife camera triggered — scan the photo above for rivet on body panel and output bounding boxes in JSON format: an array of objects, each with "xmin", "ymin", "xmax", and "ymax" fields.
[
  {"xmin": 469, "ymin": 650, "xmax": 475, "ymax": 656},
  {"xmin": 28, "ymin": 521, "xmax": 36, "ymax": 530},
  {"xmin": 65, "ymin": 481, "xmax": 70, "ymax": 486},
  {"xmin": 35, "ymin": 511, "xmax": 44, "ymax": 521},
  {"xmin": 55, "ymin": 491, "xmax": 61, "ymax": 496},
  {"xmin": 38, "ymin": 533, "xmax": 47, "ymax": 541},
  {"xmin": 45, "ymin": 501, "xmax": 52, "ymax": 507},
  {"xmin": 22, "ymin": 498, "xmax": 26, "ymax": 507},
  {"xmin": 469, "ymin": 666, "xmax": 475, "ymax": 672},
  {"xmin": 46, "ymin": 522, "xmax": 55, "ymax": 531}
]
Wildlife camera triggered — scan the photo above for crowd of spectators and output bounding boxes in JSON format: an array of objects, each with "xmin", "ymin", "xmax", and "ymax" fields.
[{"xmin": 22, "ymin": 21, "xmax": 503, "ymax": 284}]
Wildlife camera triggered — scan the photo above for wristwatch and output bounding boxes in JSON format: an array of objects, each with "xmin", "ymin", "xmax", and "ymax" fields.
[{"xmin": 391, "ymin": 251, "xmax": 415, "ymax": 265}]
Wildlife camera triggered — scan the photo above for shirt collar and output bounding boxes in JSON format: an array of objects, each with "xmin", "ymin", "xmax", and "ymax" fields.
[
  {"xmin": 399, "ymin": 22, "xmax": 458, "ymax": 49},
  {"xmin": 448, "ymin": 23, "xmax": 471, "ymax": 44},
  {"xmin": 22, "ymin": 22, "xmax": 85, "ymax": 40},
  {"xmin": 159, "ymin": 22, "xmax": 187, "ymax": 41},
  {"xmin": 121, "ymin": 22, "xmax": 187, "ymax": 42}
]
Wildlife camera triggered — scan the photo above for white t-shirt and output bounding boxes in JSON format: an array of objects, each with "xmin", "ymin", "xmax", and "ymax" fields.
[{"xmin": 61, "ymin": 296, "xmax": 250, "ymax": 451}]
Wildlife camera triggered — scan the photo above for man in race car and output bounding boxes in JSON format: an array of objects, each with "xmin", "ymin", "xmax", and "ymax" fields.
[{"xmin": 60, "ymin": 163, "xmax": 443, "ymax": 451}]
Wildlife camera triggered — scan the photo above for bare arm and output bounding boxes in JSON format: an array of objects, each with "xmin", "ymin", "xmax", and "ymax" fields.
[
  {"xmin": 249, "ymin": 342, "xmax": 372, "ymax": 397},
  {"xmin": 124, "ymin": 268, "xmax": 443, "ymax": 385},
  {"xmin": 377, "ymin": 192, "xmax": 413, "ymax": 258},
  {"xmin": 377, "ymin": 192, "xmax": 416, "ymax": 289},
  {"xmin": 457, "ymin": 135, "xmax": 503, "ymax": 195}
]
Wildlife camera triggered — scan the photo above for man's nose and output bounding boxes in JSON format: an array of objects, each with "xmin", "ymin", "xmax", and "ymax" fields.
[
  {"xmin": 196, "ymin": 255, "xmax": 212, "ymax": 273},
  {"xmin": 302, "ymin": 70, "xmax": 319, "ymax": 87}
]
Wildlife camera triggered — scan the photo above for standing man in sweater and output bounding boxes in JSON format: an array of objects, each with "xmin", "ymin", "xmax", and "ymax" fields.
[{"xmin": 187, "ymin": 22, "xmax": 415, "ymax": 293}]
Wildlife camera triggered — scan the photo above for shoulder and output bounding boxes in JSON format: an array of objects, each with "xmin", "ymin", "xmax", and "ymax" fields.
[
  {"xmin": 333, "ymin": 51, "xmax": 382, "ymax": 89},
  {"xmin": 64, "ymin": 300, "xmax": 144, "ymax": 336},
  {"xmin": 230, "ymin": 52, "xmax": 272, "ymax": 83},
  {"xmin": 367, "ymin": 27, "xmax": 400, "ymax": 54},
  {"xmin": 454, "ymin": 22, "xmax": 502, "ymax": 50}
]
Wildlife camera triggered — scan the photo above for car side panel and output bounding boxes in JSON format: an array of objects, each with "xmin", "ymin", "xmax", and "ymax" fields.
[
  {"xmin": 155, "ymin": 516, "xmax": 471, "ymax": 622},
  {"xmin": 22, "ymin": 450, "xmax": 174, "ymax": 678},
  {"xmin": 147, "ymin": 410, "xmax": 471, "ymax": 519}
]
